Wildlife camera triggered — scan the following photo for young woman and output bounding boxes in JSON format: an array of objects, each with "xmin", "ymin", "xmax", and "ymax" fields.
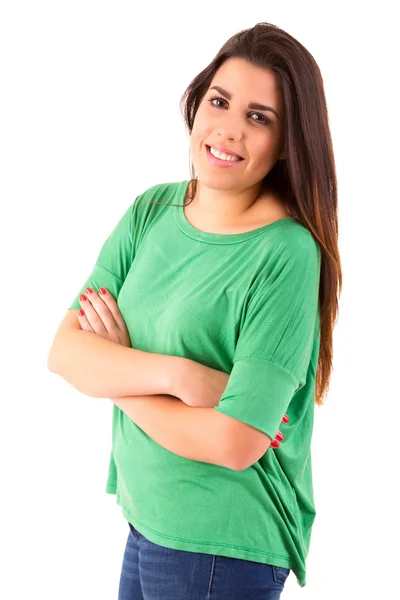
[{"xmin": 49, "ymin": 21, "xmax": 341, "ymax": 599}]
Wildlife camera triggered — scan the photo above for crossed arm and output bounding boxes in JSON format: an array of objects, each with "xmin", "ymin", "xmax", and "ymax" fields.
[
  {"xmin": 48, "ymin": 302, "xmax": 279, "ymax": 470},
  {"xmin": 111, "ymin": 394, "xmax": 238, "ymax": 470}
]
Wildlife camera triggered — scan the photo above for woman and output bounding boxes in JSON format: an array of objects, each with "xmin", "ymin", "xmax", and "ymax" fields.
[{"xmin": 52, "ymin": 21, "xmax": 341, "ymax": 599}]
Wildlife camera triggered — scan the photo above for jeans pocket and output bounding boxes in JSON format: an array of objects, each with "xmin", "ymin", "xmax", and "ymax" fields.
[{"xmin": 272, "ymin": 565, "xmax": 290, "ymax": 585}]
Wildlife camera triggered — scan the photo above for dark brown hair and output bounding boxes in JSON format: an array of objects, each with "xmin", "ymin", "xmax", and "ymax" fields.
[{"xmin": 151, "ymin": 22, "xmax": 342, "ymax": 406}]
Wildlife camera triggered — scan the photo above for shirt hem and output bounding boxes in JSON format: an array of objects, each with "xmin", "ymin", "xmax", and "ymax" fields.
[{"xmin": 108, "ymin": 489, "xmax": 306, "ymax": 588}]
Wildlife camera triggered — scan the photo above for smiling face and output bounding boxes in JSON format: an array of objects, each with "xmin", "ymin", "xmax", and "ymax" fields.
[{"xmin": 190, "ymin": 57, "xmax": 285, "ymax": 193}]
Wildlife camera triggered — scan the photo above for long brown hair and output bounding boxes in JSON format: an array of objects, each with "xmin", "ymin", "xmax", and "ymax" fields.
[{"xmin": 149, "ymin": 22, "xmax": 342, "ymax": 406}]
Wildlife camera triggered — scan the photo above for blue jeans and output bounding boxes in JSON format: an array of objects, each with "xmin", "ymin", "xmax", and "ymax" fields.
[{"xmin": 118, "ymin": 521, "xmax": 290, "ymax": 599}]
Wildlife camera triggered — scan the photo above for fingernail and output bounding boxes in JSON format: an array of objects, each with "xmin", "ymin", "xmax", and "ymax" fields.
[
  {"xmin": 282, "ymin": 414, "xmax": 290, "ymax": 423},
  {"xmin": 276, "ymin": 432, "xmax": 284, "ymax": 441},
  {"xmin": 78, "ymin": 309, "xmax": 84, "ymax": 316},
  {"xmin": 99, "ymin": 288, "xmax": 106, "ymax": 295},
  {"xmin": 271, "ymin": 440, "xmax": 280, "ymax": 448},
  {"xmin": 80, "ymin": 294, "xmax": 87, "ymax": 301},
  {"xmin": 85, "ymin": 287, "xmax": 93, "ymax": 294}
]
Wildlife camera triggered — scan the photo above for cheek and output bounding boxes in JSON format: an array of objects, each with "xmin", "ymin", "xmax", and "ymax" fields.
[
  {"xmin": 251, "ymin": 135, "xmax": 276, "ymax": 164},
  {"xmin": 191, "ymin": 116, "xmax": 213, "ymax": 151}
]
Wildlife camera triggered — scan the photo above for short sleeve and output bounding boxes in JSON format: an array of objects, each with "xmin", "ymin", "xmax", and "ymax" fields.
[
  {"xmin": 214, "ymin": 231, "xmax": 321, "ymax": 442},
  {"xmin": 68, "ymin": 201, "xmax": 137, "ymax": 310}
]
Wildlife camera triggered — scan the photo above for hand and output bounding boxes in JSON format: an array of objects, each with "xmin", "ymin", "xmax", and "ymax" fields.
[
  {"xmin": 77, "ymin": 287, "xmax": 131, "ymax": 348},
  {"xmin": 175, "ymin": 360, "xmax": 289, "ymax": 449},
  {"xmin": 174, "ymin": 360, "xmax": 230, "ymax": 409},
  {"xmin": 270, "ymin": 413, "xmax": 290, "ymax": 449}
]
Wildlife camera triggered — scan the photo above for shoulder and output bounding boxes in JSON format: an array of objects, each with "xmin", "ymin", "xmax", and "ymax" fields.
[
  {"xmin": 288, "ymin": 222, "xmax": 320, "ymax": 263},
  {"xmin": 270, "ymin": 220, "xmax": 321, "ymax": 273},
  {"xmin": 130, "ymin": 181, "xmax": 186, "ymax": 233},
  {"xmin": 134, "ymin": 180, "xmax": 185, "ymax": 206}
]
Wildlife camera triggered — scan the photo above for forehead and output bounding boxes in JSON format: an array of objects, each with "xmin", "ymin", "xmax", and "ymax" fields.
[{"xmin": 210, "ymin": 57, "xmax": 282, "ymax": 102}]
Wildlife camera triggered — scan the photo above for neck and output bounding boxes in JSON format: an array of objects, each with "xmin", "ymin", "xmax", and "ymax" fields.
[{"xmin": 193, "ymin": 180, "xmax": 264, "ymax": 227}]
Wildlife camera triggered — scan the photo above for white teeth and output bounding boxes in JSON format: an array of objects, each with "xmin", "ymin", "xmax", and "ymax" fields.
[{"xmin": 209, "ymin": 146, "xmax": 240, "ymax": 162}]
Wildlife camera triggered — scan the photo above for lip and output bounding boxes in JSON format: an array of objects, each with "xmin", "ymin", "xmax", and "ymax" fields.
[
  {"xmin": 206, "ymin": 143, "xmax": 244, "ymax": 160},
  {"xmin": 205, "ymin": 144, "xmax": 244, "ymax": 169}
]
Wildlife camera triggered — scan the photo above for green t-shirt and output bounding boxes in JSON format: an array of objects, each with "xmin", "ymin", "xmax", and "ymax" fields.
[{"xmin": 69, "ymin": 179, "xmax": 321, "ymax": 588}]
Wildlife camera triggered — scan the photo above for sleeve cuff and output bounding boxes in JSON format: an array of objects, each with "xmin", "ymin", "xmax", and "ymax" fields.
[{"xmin": 214, "ymin": 358, "xmax": 298, "ymax": 441}]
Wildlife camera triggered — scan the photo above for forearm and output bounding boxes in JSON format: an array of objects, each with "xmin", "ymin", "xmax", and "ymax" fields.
[
  {"xmin": 48, "ymin": 329, "xmax": 185, "ymax": 399},
  {"xmin": 111, "ymin": 394, "xmax": 236, "ymax": 470}
]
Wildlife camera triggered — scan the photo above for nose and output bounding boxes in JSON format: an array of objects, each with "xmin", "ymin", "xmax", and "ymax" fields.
[{"xmin": 214, "ymin": 117, "xmax": 243, "ymax": 142}]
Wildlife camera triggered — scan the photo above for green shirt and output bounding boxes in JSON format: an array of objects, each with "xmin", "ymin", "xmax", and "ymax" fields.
[{"xmin": 69, "ymin": 179, "xmax": 321, "ymax": 588}]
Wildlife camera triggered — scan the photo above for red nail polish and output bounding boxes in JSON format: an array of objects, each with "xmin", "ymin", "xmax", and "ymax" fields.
[
  {"xmin": 282, "ymin": 414, "xmax": 290, "ymax": 423},
  {"xmin": 85, "ymin": 287, "xmax": 93, "ymax": 294},
  {"xmin": 80, "ymin": 294, "xmax": 87, "ymax": 301},
  {"xmin": 78, "ymin": 309, "xmax": 84, "ymax": 316},
  {"xmin": 99, "ymin": 288, "xmax": 106, "ymax": 295},
  {"xmin": 276, "ymin": 432, "xmax": 284, "ymax": 441},
  {"xmin": 271, "ymin": 440, "xmax": 280, "ymax": 448}
]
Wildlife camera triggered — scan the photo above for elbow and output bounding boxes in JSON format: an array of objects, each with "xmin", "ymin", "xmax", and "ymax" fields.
[
  {"xmin": 233, "ymin": 447, "xmax": 272, "ymax": 472},
  {"xmin": 47, "ymin": 349, "xmax": 59, "ymax": 373},
  {"xmin": 47, "ymin": 335, "xmax": 64, "ymax": 373},
  {"xmin": 233, "ymin": 458, "xmax": 254, "ymax": 471},
  {"xmin": 229, "ymin": 451, "xmax": 249, "ymax": 471},
  {"xmin": 220, "ymin": 451, "xmax": 235, "ymax": 471},
  {"xmin": 46, "ymin": 353, "xmax": 101, "ymax": 399},
  {"xmin": 47, "ymin": 349, "xmax": 66, "ymax": 378},
  {"xmin": 229, "ymin": 459, "xmax": 244, "ymax": 471},
  {"xmin": 224, "ymin": 445, "xmax": 245, "ymax": 472},
  {"xmin": 228, "ymin": 437, "xmax": 273, "ymax": 472},
  {"xmin": 231, "ymin": 454, "xmax": 256, "ymax": 471}
]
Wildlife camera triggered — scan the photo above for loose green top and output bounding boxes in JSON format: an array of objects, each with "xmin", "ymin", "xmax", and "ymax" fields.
[{"xmin": 69, "ymin": 180, "xmax": 321, "ymax": 587}]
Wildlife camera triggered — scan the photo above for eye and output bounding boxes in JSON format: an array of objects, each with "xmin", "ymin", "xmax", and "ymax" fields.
[
  {"xmin": 207, "ymin": 96, "xmax": 271, "ymax": 125},
  {"xmin": 251, "ymin": 113, "xmax": 271, "ymax": 125},
  {"xmin": 208, "ymin": 96, "xmax": 227, "ymax": 109}
]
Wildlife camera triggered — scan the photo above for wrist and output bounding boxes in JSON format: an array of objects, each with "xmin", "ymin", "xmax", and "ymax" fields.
[{"xmin": 166, "ymin": 356, "xmax": 192, "ymax": 399}]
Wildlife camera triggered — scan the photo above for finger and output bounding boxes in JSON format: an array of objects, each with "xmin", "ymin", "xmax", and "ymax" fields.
[
  {"xmin": 275, "ymin": 431, "xmax": 284, "ymax": 442},
  {"xmin": 79, "ymin": 293, "xmax": 108, "ymax": 334},
  {"xmin": 84, "ymin": 287, "xmax": 122, "ymax": 333},
  {"xmin": 271, "ymin": 440, "xmax": 280, "ymax": 448},
  {"xmin": 77, "ymin": 308, "xmax": 95, "ymax": 333},
  {"xmin": 97, "ymin": 287, "xmax": 128, "ymax": 332}
]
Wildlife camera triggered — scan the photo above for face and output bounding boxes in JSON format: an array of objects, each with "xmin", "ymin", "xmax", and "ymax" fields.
[{"xmin": 190, "ymin": 57, "xmax": 285, "ymax": 192}]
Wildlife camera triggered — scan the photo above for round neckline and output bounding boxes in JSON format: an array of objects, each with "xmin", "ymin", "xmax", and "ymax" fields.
[{"xmin": 174, "ymin": 180, "xmax": 296, "ymax": 244}]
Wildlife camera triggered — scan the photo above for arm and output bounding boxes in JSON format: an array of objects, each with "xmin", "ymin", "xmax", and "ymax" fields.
[
  {"xmin": 48, "ymin": 327, "xmax": 187, "ymax": 399},
  {"xmin": 111, "ymin": 394, "xmax": 238, "ymax": 470}
]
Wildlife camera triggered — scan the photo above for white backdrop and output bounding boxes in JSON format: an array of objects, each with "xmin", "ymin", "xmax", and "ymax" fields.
[{"xmin": 1, "ymin": 1, "xmax": 399, "ymax": 598}]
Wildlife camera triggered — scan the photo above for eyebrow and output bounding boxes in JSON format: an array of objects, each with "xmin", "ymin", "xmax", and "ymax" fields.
[{"xmin": 209, "ymin": 86, "xmax": 279, "ymax": 119}]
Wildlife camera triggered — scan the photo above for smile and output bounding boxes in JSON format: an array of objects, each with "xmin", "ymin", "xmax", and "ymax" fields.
[{"xmin": 205, "ymin": 145, "xmax": 244, "ymax": 169}]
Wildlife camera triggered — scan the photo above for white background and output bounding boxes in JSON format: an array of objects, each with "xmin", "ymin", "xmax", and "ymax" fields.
[{"xmin": 1, "ymin": 1, "xmax": 399, "ymax": 598}]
